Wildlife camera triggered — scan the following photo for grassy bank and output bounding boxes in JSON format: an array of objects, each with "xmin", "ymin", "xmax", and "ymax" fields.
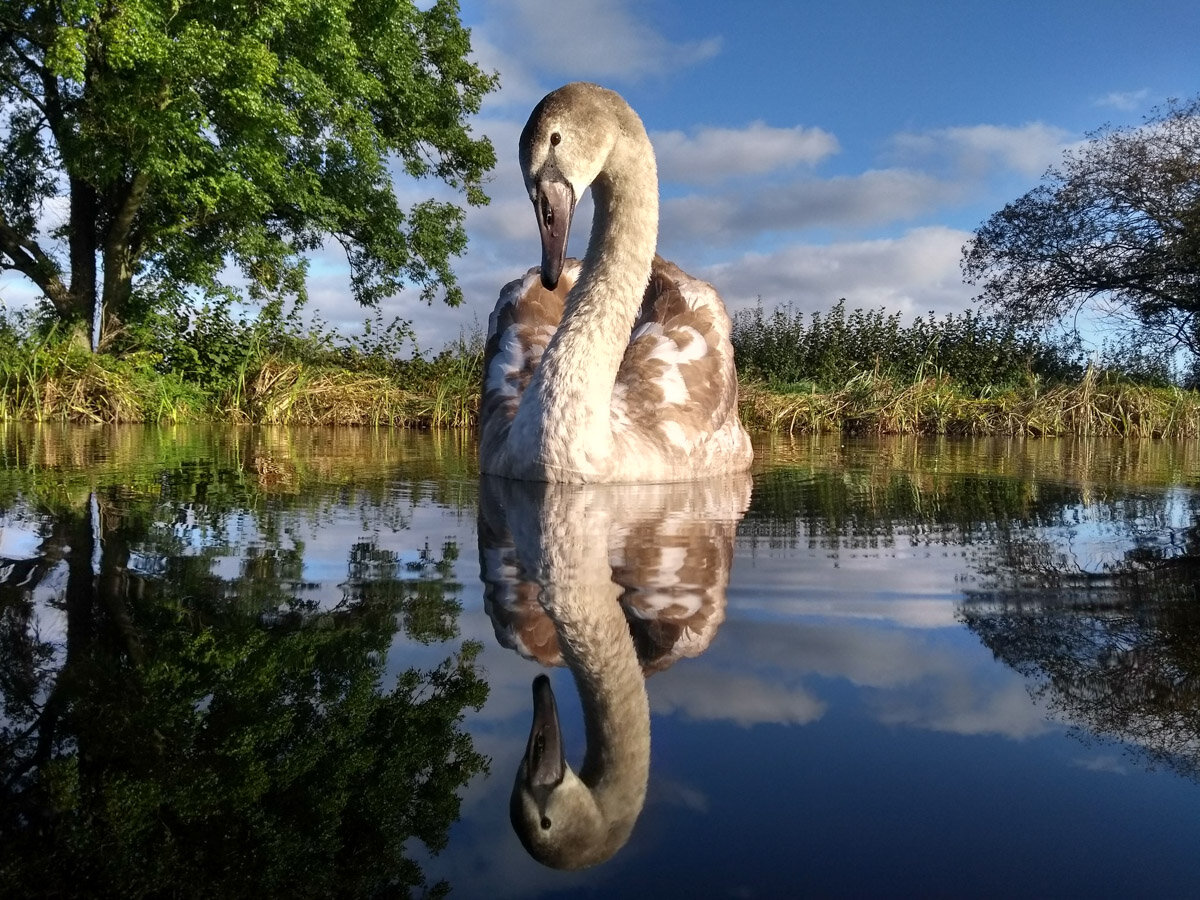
[
  {"xmin": 2, "ymin": 301, "xmax": 1198, "ymax": 437},
  {"xmin": 0, "ymin": 302, "xmax": 482, "ymax": 428},
  {"xmin": 3, "ymin": 338, "xmax": 1200, "ymax": 438},
  {"xmin": 0, "ymin": 340, "xmax": 480, "ymax": 427}
]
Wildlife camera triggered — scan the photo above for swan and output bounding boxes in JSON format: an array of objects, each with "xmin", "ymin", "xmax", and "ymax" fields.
[
  {"xmin": 478, "ymin": 473, "xmax": 751, "ymax": 868},
  {"xmin": 480, "ymin": 82, "xmax": 753, "ymax": 483}
]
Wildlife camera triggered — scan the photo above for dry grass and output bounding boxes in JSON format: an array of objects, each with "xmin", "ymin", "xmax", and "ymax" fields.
[
  {"xmin": 739, "ymin": 367, "xmax": 1200, "ymax": 439},
  {"xmin": 228, "ymin": 357, "xmax": 479, "ymax": 427},
  {"xmin": 0, "ymin": 342, "xmax": 203, "ymax": 423}
]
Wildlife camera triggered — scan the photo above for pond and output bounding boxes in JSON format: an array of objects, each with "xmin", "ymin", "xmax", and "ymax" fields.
[{"xmin": 1, "ymin": 426, "xmax": 1198, "ymax": 897}]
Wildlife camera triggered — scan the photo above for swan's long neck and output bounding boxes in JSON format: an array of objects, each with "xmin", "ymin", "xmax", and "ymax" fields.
[{"xmin": 523, "ymin": 131, "xmax": 659, "ymax": 478}]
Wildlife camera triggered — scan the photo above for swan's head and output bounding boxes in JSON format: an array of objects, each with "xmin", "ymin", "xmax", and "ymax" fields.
[
  {"xmin": 519, "ymin": 82, "xmax": 631, "ymax": 290},
  {"xmin": 510, "ymin": 674, "xmax": 624, "ymax": 869}
]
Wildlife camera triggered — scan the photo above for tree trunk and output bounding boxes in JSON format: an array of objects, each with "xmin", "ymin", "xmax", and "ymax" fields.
[
  {"xmin": 67, "ymin": 176, "xmax": 101, "ymax": 350},
  {"xmin": 99, "ymin": 250, "xmax": 134, "ymax": 351},
  {"xmin": 97, "ymin": 173, "xmax": 149, "ymax": 350}
]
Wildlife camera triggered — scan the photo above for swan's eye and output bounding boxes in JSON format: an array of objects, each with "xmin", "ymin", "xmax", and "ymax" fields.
[
  {"xmin": 540, "ymin": 817, "xmax": 552, "ymax": 830},
  {"xmin": 550, "ymin": 132, "xmax": 561, "ymax": 146}
]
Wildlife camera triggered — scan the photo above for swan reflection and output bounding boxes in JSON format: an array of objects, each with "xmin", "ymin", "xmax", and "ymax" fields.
[{"xmin": 478, "ymin": 473, "xmax": 752, "ymax": 869}]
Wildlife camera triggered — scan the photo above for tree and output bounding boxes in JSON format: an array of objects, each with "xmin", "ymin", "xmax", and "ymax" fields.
[
  {"xmin": 962, "ymin": 97, "xmax": 1200, "ymax": 363},
  {"xmin": 0, "ymin": 0, "xmax": 496, "ymax": 349}
]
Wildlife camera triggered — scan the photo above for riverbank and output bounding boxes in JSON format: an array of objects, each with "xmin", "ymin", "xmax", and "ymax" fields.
[{"xmin": 3, "ymin": 340, "xmax": 1199, "ymax": 437}]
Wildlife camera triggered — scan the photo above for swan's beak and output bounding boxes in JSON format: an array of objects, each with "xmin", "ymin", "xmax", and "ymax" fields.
[
  {"xmin": 522, "ymin": 673, "xmax": 565, "ymax": 789},
  {"xmin": 534, "ymin": 178, "xmax": 575, "ymax": 290}
]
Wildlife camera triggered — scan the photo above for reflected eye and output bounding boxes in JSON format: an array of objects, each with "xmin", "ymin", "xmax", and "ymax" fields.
[
  {"xmin": 550, "ymin": 132, "xmax": 561, "ymax": 147},
  {"xmin": 540, "ymin": 817, "xmax": 552, "ymax": 830}
]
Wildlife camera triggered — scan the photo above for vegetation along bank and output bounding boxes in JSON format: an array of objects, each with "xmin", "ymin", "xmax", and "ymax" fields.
[{"xmin": 2, "ymin": 298, "xmax": 1199, "ymax": 438}]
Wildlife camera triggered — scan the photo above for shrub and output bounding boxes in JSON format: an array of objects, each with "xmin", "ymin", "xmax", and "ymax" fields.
[{"xmin": 732, "ymin": 299, "xmax": 1084, "ymax": 392}]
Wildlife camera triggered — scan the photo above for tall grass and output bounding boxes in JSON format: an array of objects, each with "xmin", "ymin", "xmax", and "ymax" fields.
[
  {"xmin": 0, "ymin": 322, "xmax": 206, "ymax": 423},
  {"xmin": 0, "ymin": 301, "xmax": 486, "ymax": 427},
  {"xmin": 731, "ymin": 299, "xmax": 1200, "ymax": 438},
  {"xmin": 3, "ymin": 295, "xmax": 1198, "ymax": 437}
]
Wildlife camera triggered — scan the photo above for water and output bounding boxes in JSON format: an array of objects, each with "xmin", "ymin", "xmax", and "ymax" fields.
[{"xmin": 1, "ymin": 426, "xmax": 1198, "ymax": 897}]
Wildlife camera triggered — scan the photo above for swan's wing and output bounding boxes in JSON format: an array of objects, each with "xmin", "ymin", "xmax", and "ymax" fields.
[
  {"xmin": 479, "ymin": 262, "xmax": 578, "ymax": 435},
  {"xmin": 611, "ymin": 257, "xmax": 742, "ymax": 461}
]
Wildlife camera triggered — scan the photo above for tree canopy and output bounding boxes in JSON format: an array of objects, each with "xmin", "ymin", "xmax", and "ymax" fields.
[
  {"xmin": 0, "ymin": 0, "xmax": 496, "ymax": 348},
  {"xmin": 962, "ymin": 97, "xmax": 1200, "ymax": 364}
]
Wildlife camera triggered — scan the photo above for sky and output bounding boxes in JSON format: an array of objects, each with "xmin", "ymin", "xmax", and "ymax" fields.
[{"xmin": 2, "ymin": 0, "xmax": 1198, "ymax": 353}]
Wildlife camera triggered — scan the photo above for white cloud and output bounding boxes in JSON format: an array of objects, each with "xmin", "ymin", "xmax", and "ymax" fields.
[
  {"xmin": 477, "ymin": 0, "xmax": 720, "ymax": 95},
  {"xmin": 660, "ymin": 169, "xmax": 961, "ymax": 244},
  {"xmin": 652, "ymin": 122, "xmax": 839, "ymax": 184},
  {"xmin": 642, "ymin": 615, "xmax": 1058, "ymax": 742},
  {"xmin": 891, "ymin": 123, "xmax": 1072, "ymax": 176},
  {"xmin": 1095, "ymin": 89, "xmax": 1150, "ymax": 112},
  {"xmin": 698, "ymin": 226, "xmax": 975, "ymax": 317},
  {"xmin": 1073, "ymin": 754, "xmax": 1129, "ymax": 775},
  {"xmin": 872, "ymin": 678, "xmax": 1054, "ymax": 740},
  {"xmin": 716, "ymin": 620, "xmax": 958, "ymax": 690},
  {"xmin": 649, "ymin": 778, "xmax": 710, "ymax": 813},
  {"xmin": 0, "ymin": 273, "xmax": 43, "ymax": 310},
  {"xmin": 467, "ymin": 35, "xmax": 544, "ymax": 110}
]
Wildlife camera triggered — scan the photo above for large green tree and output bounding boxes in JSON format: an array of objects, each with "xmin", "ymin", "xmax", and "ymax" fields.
[
  {"xmin": 0, "ymin": 0, "xmax": 496, "ymax": 348},
  {"xmin": 962, "ymin": 97, "xmax": 1200, "ymax": 361}
]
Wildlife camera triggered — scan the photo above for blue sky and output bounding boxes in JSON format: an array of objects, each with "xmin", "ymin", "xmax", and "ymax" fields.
[
  {"xmin": 2, "ymin": 0, "xmax": 1197, "ymax": 353},
  {"xmin": 393, "ymin": 0, "xmax": 1199, "ymax": 353}
]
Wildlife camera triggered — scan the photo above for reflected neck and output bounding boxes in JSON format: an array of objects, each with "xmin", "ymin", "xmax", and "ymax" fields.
[{"xmin": 549, "ymin": 580, "xmax": 651, "ymax": 844}]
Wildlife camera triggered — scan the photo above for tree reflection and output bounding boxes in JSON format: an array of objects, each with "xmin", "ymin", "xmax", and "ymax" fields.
[
  {"xmin": 740, "ymin": 435, "xmax": 1200, "ymax": 782},
  {"xmin": 961, "ymin": 493, "xmax": 1200, "ymax": 778},
  {"xmin": 0, "ymin": 449, "xmax": 487, "ymax": 897}
]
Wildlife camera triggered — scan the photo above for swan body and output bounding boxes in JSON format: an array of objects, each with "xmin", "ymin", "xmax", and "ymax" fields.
[
  {"xmin": 479, "ymin": 474, "xmax": 751, "ymax": 868},
  {"xmin": 480, "ymin": 82, "xmax": 753, "ymax": 483}
]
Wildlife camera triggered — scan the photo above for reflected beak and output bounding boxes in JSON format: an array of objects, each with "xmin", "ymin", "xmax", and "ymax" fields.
[
  {"xmin": 534, "ymin": 178, "xmax": 575, "ymax": 290},
  {"xmin": 522, "ymin": 674, "xmax": 565, "ymax": 788}
]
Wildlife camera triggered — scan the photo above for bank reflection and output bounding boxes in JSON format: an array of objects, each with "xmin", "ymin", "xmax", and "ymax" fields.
[{"xmin": 479, "ymin": 473, "xmax": 751, "ymax": 869}]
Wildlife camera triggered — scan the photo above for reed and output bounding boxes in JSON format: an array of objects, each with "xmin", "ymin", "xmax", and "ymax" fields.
[
  {"xmin": 0, "ymin": 335, "xmax": 205, "ymax": 423},
  {"xmin": 216, "ymin": 356, "xmax": 480, "ymax": 428},
  {"xmin": 731, "ymin": 299, "xmax": 1085, "ymax": 391}
]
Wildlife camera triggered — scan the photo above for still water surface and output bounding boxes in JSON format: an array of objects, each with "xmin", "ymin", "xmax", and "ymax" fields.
[{"xmin": 1, "ymin": 426, "xmax": 1198, "ymax": 897}]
